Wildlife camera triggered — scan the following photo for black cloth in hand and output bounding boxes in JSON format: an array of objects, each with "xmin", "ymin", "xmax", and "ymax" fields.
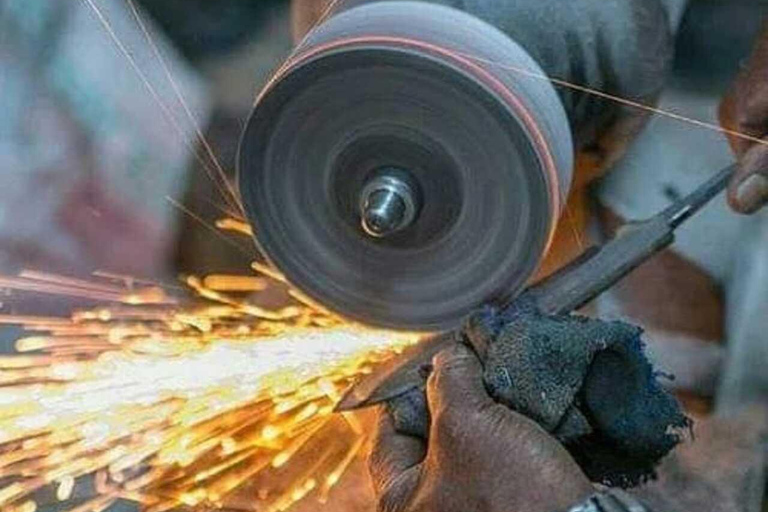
[{"xmin": 387, "ymin": 296, "xmax": 691, "ymax": 487}]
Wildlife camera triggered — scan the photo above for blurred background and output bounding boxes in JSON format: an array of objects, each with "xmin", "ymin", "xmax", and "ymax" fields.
[
  {"xmin": 0, "ymin": 0, "xmax": 292, "ymax": 284},
  {"xmin": 1, "ymin": 2, "xmax": 293, "ymax": 510},
  {"xmin": 2, "ymin": 0, "xmax": 768, "ymax": 511}
]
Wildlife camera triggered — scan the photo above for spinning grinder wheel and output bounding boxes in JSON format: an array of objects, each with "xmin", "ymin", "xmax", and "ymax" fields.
[{"xmin": 238, "ymin": 1, "xmax": 573, "ymax": 331}]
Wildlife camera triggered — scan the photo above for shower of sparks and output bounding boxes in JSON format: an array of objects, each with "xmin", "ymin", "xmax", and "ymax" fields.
[{"xmin": 0, "ymin": 265, "xmax": 420, "ymax": 512}]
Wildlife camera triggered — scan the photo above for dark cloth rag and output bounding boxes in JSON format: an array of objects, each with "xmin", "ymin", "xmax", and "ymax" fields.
[{"xmin": 387, "ymin": 296, "xmax": 692, "ymax": 487}]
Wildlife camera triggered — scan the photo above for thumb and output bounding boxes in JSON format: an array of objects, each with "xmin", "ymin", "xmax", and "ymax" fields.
[
  {"xmin": 426, "ymin": 343, "xmax": 492, "ymax": 418},
  {"xmin": 729, "ymin": 143, "xmax": 768, "ymax": 214}
]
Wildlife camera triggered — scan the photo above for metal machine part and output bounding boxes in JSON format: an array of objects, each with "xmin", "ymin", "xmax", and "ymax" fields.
[
  {"xmin": 238, "ymin": 1, "xmax": 573, "ymax": 331},
  {"xmin": 359, "ymin": 169, "xmax": 421, "ymax": 238},
  {"xmin": 337, "ymin": 164, "xmax": 735, "ymax": 411}
]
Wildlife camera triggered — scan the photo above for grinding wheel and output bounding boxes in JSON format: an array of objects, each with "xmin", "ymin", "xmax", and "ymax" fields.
[{"xmin": 238, "ymin": 1, "xmax": 573, "ymax": 331}]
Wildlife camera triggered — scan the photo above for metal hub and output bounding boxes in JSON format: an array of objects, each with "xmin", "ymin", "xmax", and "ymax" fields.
[{"xmin": 360, "ymin": 170, "xmax": 421, "ymax": 238}]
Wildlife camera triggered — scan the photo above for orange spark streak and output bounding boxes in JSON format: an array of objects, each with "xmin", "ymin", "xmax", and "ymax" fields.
[
  {"xmin": 124, "ymin": 0, "xmax": 243, "ymax": 216},
  {"xmin": 78, "ymin": 0, "xmax": 241, "ymax": 215},
  {"xmin": 0, "ymin": 267, "xmax": 419, "ymax": 512}
]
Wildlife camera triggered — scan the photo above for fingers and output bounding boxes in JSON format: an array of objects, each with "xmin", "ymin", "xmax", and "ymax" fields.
[
  {"xmin": 719, "ymin": 93, "xmax": 753, "ymax": 157},
  {"xmin": 426, "ymin": 343, "xmax": 492, "ymax": 418},
  {"xmin": 368, "ymin": 407, "xmax": 425, "ymax": 507},
  {"xmin": 719, "ymin": 21, "xmax": 768, "ymax": 214},
  {"xmin": 728, "ymin": 143, "xmax": 768, "ymax": 214}
]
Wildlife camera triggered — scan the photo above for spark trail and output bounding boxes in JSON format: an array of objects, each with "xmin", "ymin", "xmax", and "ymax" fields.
[{"xmin": 0, "ymin": 271, "xmax": 419, "ymax": 512}]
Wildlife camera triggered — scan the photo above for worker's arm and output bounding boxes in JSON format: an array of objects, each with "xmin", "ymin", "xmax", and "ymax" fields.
[
  {"xmin": 720, "ymin": 21, "xmax": 768, "ymax": 214},
  {"xmin": 368, "ymin": 343, "xmax": 594, "ymax": 512}
]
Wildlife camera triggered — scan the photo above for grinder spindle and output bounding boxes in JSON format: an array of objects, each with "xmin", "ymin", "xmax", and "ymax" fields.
[{"xmin": 359, "ymin": 170, "xmax": 421, "ymax": 238}]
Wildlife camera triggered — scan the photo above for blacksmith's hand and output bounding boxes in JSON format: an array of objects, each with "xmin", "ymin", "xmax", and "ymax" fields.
[
  {"xmin": 368, "ymin": 343, "xmax": 593, "ymax": 512},
  {"xmin": 720, "ymin": 21, "xmax": 768, "ymax": 214}
]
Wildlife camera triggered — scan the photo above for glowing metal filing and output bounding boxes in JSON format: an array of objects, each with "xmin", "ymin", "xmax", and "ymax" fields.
[{"xmin": 0, "ymin": 270, "xmax": 420, "ymax": 512}]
